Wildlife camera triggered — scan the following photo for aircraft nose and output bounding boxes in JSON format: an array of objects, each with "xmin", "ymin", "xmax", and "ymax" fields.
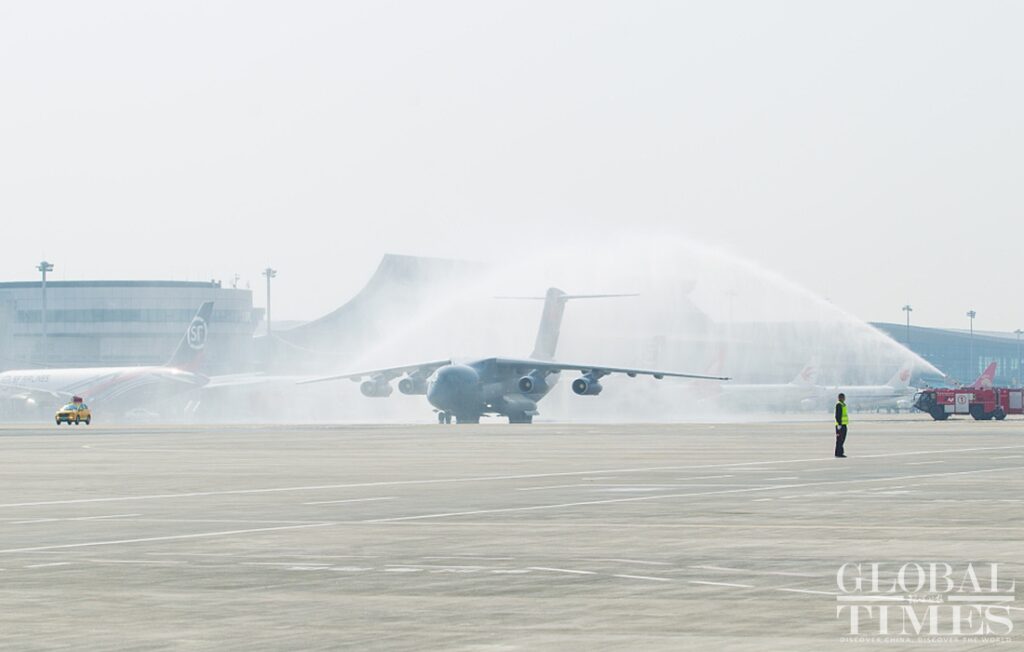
[{"xmin": 427, "ymin": 365, "xmax": 479, "ymax": 411}]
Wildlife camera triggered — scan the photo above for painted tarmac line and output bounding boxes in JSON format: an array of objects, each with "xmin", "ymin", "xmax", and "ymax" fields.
[
  {"xmin": 528, "ymin": 566, "xmax": 597, "ymax": 575},
  {"xmin": 3, "ymin": 444, "xmax": 1023, "ymax": 509},
  {"xmin": 421, "ymin": 556, "xmax": 516, "ymax": 561},
  {"xmin": 302, "ymin": 497, "xmax": 396, "ymax": 506},
  {"xmin": 600, "ymin": 483, "xmax": 751, "ymax": 488},
  {"xmin": 416, "ymin": 521, "xmax": 1024, "ymax": 532},
  {"xmin": 613, "ymin": 574, "xmax": 672, "ymax": 582},
  {"xmin": 775, "ymin": 588, "xmax": 837, "ymax": 596},
  {"xmin": 522, "ymin": 483, "xmax": 750, "ymax": 492},
  {"xmin": 145, "ymin": 552, "xmax": 378, "ymax": 559},
  {"xmin": 81, "ymin": 447, "xmax": 211, "ymax": 453},
  {"xmin": 364, "ymin": 465, "xmax": 1024, "ymax": 523},
  {"xmin": 690, "ymin": 565, "xmax": 818, "ymax": 578},
  {"xmin": 0, "ymin": 523, "xmax": 336, "ymax": 554},
  {"xmin": 24, "ymin": 562, "xmax": 72, "ymax": 569},
  {"xmin": 516, "ymin": 484, "xmax": 592, "ymax": 492},
  {"xmin": 906, "ymin": 460, "xmax": 945, "ymax": 465},
  {"xmin": 690, "ymin": 580, "xmax": 754, "ymax": 588},
  {"xmin": 10, "ymin": 513, "xmax": 141, "ymax": 525},
  {"xmin": 120, "ymin": 519, "xmax": 325, "ymax": 525},
  {"xmin": 241, "ymin": 562, "xmax": 333, "ymax": 568},
  {"xmin": 384, "ymin": 563, "xmax": 485, "ymax": 569},
  {"xmin": 679, "ymin": 475, "xmax": 735, "ymax": 480},
  {"xmin": 85, "ymin": 559, "xmax": 186, "ymax": 565},
  {"xmin": 589, "ymin": 558, "xmax": 673, "ymax": 566}
]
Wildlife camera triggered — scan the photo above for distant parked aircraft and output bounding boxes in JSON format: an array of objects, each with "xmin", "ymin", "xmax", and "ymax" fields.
[
  {"xmin": 820, "ymin": 363, "xmax": 917, "ymax": 412},
  {"xmin": 0, "ymin": 303, "xmax": 215, "ymax": 415},
  {"xmin": 696, "ymin": 359, "xmax": 821, "ymax": 411},
  {"xmin": 968, "ymin": 361, "xmax": 998, "ymax": 389}
]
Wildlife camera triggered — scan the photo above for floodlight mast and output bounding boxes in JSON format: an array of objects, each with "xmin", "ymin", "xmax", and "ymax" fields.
[
  {"xmin": 263, "ymin": 267, "xmax": 278, "ymax": 335},
  {"xmin": 901, "ymin": 304, "xmax": 913, "ymax": 346},
  {"xmin": 966, "ymin": 310, "xmax": 977, "ymax": 378},
  {"xmin": 36, "ymin": 261, "xmax": 54, "ymax": 366}
]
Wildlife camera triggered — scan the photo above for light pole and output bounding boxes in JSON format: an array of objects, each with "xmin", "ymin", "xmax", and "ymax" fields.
[
  {"xmin": 966, "ymin": 310, "xmax": 977, "ymax": 379},
  {"xmin": 901, "ymin": 304, "xmax": 913, "ymax": 346},
  {"xmin": 36, "ymin": 261, "xmax": 53, "ymax": 366},
  {"xmin": 1015, "ymin": 329, "xmax": 1023, "ymax": 387},
  {"xmin": 262, "ymin": 267, "xmax": 277, "ymax": 336}
]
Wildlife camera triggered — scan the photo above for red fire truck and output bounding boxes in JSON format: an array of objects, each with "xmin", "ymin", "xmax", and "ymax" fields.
[{"xmin": 913, "ymin": 387, "xmax": 1024, "ymax": 421}]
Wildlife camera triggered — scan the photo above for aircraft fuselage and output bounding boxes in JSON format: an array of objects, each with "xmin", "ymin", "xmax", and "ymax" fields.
[{"xmin": 425, "ymin": 360, "xmax": 558, "ymax": 423}]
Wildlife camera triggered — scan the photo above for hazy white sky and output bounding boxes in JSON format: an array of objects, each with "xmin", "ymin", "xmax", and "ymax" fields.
[{"xmin": 2, "ymin": 1, "xmax": 1022, "ymax": 330}]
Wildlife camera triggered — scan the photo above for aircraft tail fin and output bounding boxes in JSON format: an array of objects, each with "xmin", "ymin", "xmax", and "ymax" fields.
[
  {"xmin": 704, "ymin": 345, "xmax": 727, "ymax": 378},
  {"xmin": 971, "ymin": 361, "xmax": 997, "ymax": 389},
  {"xmin": 886, "ymin": 362, "xmax": 915, "ymax": 388},
  {"xmin": 166, "ymin": 302, "xmax": 214, "ymax": 370},
  {"xmin": 792, "ymin": 358, "xmax": 819, "ymax": 386},
  {"xmin": 498, "ymin": 289, "xmax": 636, "ymax": 360},
  {"xmin": 692, "ymin": 346, "xmax": 728, "ymax": 399}
]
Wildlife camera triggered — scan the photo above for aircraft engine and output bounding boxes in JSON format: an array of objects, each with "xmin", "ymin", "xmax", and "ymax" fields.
[
  {"xmin": 360, "ymin": 379, "xmax": 393, "ymax": 398},
  {"xmin": 518, "ymin": 372, "xmax": 548, "ymax": 394},
  {"xmin": 398, "ymin": 376, "xmax": 428, "ymax": 395},
  {"xmin": 571, "ymin": 375, "xmax": 603, "ymax": 396}
]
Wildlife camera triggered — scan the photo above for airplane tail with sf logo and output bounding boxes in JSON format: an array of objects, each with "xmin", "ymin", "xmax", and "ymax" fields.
[{"xmin": 166, "ymin": 302, "xmax": 214, "ymax": 371}]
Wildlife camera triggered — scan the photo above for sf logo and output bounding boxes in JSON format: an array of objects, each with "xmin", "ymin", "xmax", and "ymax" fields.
[{"xmin": 188, "ymin": 317, "xmax": 208, "ymax": 350}]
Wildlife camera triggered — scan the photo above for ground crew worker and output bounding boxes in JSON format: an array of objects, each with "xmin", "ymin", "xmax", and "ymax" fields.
[{"xmin": 834, "ymin": 392, "xmax": 848, "ymax": 458}]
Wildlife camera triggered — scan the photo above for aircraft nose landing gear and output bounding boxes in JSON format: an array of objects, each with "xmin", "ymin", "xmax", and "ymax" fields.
[{"xmin": 437, "ymin": 412, "xmax": 452, "ymax": 424}]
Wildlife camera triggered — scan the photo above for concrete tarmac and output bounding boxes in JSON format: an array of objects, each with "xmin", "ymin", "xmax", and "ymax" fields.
[{"xmin": 0, "ymin": 418, "xmax": 1022, "ymax": 650}]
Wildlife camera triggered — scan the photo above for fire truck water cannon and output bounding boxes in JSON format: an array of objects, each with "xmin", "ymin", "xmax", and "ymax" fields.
[{"xmin": 914, "ymin": 387, "xmax": 1024, "ymax": 421}]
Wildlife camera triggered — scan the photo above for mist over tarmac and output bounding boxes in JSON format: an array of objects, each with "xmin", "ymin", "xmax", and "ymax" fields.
[{"xmin": 202, "ymin": 235, "xmax": 936, "ymax": 424}]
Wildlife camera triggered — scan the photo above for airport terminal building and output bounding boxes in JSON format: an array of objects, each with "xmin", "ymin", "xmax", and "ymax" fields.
[
  {"xmin": 2, "ymin": 263, "xmax": 1018, "ymax": 390},
  {"xmin": 872, "ymin": 322, "xmax": 1024, "ymax": 387},
  {"xmin": 0, "ymin": 280, "xmax": 260, "ymax": 374}
]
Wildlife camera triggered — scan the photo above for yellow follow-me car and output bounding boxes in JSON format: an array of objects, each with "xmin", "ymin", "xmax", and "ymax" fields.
[{"xmin": 55, "ymin": 400, "xmax": 91, "ymax": 425}]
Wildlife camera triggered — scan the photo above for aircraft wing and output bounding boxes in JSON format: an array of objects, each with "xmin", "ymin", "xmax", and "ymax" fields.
[
  {"xmin": 297, "ymin": 360, "xmax": 453, "ymax": 385},
  {"xmin": 491, "ymin": 358, "xmax": 730, "ymax": 381},
  {"xmin": 202, "ymin": 373, "xmax": 308, "ymax": 389}
]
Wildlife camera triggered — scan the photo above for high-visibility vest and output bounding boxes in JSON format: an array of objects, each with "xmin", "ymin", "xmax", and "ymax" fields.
[{"xmin": 836, "ymin": 402, "xmax": 849, "ymax": 425}]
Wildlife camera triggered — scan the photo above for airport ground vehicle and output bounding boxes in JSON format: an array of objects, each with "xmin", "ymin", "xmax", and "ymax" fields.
[
  {"xmin": 55, "ymin": 398, "xmax": 91, "ymax": 425},
  {"xmin": 913, "ymin": 387, "xmax": 1024, "ymax": 421}
]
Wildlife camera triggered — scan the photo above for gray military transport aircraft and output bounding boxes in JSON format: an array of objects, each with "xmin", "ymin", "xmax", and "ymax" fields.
[{"xmin": 301, "ymin": 288, "xmax": 729, "ymax": 423}]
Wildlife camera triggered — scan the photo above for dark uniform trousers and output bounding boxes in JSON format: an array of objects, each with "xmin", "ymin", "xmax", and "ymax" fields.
[{"xmin": 835, "ymin": 425, "xmax": 848, "ymax": 457}]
